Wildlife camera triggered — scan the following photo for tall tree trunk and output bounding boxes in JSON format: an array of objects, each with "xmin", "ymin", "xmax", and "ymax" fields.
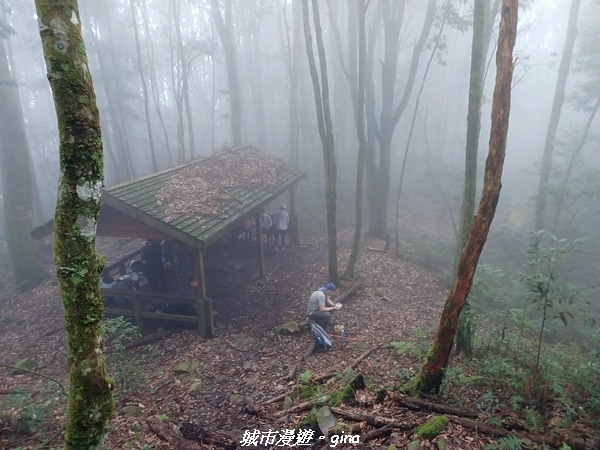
[
  {"xmin": 34, "ymin": 2, "xmax": 114, "ymax": 447},
  {"xmin": 140, "ymin": 0, "xmax": 174, "ymax": 167},
  {"xmin": 455, "ymin": 0, "xmax": 495, "ymax": 356},
  {"xmin": 0, "ymin": 39, "xmax": 45, "ymax": 291},
  {"xmin": 366, "ymin": 0, "xmax": 437, "ymax": 239},
  {"xmin": 246, "ymin": 1, "xmax": 267, "ymax": 147},
  {"xmin": 344, "ymin": 0, "xmax": 368, "ymax": 280},
  {"xmin": 130, "ymin": 0, "xmax": 158, "ymax": 171},
  {"xmin": 394, "ymin": 2, "xmax": 450, "ymax": 258},
  {"xmin": 301, "ymin": 0, "xmax": 339, "ymax": 284},
  {"xmin": 212, "ymin": 0, "xmax": 243, "ymax": 147},
  {"xmin": 413, "ymin": 0, "xmax": 518, "ymax": 396},
  {"xmin": 278, "ymin": 0, "xmax": 302, "ymax": 166},
  {"xmin": 534, "ymin": 0, "xmax": 581, "ymax": 233},
  {"xmin": 551, "ymin": 95, "xmax": 600, "ymax": 233},
  {"xmin": 170, "ymin": 0, "xmax": 186, "ymax": 162}
]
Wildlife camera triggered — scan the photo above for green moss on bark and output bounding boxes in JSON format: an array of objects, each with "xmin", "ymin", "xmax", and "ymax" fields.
[
  {"xmin": 34, "ymin": 2, "xmax": 113, "ymax": 448},
  {"xmin": 415, "ymin": 416, "xmax": 449, "ymax": 440}
]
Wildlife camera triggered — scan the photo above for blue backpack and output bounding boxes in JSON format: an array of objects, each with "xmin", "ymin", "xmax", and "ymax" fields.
[{"xmin": 311, "ymin": 323, "xmax": 333, "ymax": 351}]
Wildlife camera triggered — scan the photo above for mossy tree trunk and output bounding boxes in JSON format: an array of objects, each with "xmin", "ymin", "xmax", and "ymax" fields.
[
  {"xmin": 414, "ymin": 0, "xmax": 518, "ymax": 395},
  {"xmin": 301, "ymin": 0, "xmax": 339, "ymax": 284},
  {"xmin": 0, "ymin": 37, "xmax": 46, "ymax": 292},
  {"xmin": 33, "ymin": 1, "xmax": 114, "ymax": 447}
]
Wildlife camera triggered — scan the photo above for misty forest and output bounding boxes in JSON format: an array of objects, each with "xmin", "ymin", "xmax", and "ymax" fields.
[{"xmin": 0, "ymin": 0, "xmax": 599, "ymax": 449}]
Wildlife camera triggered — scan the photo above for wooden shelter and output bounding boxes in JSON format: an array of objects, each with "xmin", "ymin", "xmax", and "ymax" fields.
[{"xmin": 95, "ymin": 145, "xmax": 304, "ymax": 337}]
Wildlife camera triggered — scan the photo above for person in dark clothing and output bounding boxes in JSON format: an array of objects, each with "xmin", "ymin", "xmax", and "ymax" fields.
[{"xmin": 142, "ymin": 239, "xmax": 168, "ymax": 292}]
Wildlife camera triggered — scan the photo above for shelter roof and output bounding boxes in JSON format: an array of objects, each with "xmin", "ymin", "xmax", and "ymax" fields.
[{"xmin": 100, "ymin": 145, "xmax": 304, "ymax": 248}]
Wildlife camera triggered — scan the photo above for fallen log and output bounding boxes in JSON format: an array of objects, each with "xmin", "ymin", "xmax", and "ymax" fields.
[
  {"xmin": 452, "ymin": 417, "xmax": 599, "ymax": 450},
  {"xmin": 394, "ymin": 394, "xmax": 479, "ymax": 419},
  {"xmin": 146, "ymin": 418, "xmax": 200, "ymax": 450},
  {"xmin": 336, "ymin": 281, "xmax": 363, "ymax": 303},
  {"xmin": 180, "ymin": 421, "xmax": 238, "ymax": 450},
  {"xmin": 361, "ymin": 423, "xmax": 395, "ymax": 442},
  {"xmin": 330, "ymin": 407, "xmax": 413, "ymax": 430},
  {"xmin": 259, "ymin": 345, "xmax": 389, "ymax": 407}
]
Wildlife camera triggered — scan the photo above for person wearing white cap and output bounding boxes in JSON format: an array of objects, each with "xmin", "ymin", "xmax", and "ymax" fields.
[{"xmin": 273, "ymin": 204, "xmax": 289, "ymax": 252}]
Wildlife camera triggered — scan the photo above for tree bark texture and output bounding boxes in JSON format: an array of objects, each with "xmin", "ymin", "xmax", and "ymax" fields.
[
  {"xmin": 0, "ymin": 39, "xmax": 45, "ymax": 291},
  {"xmin": 344, "ymin": 0, "xmax": 368, "ymax": 279},
  {"xmin": 211, "ymin": 0, "xmax": 243, "ymax": 147},
  {"xmin": 365, "ymin": 0, "xmax": 436, "ymax": 239},
  {"xmin": 34, "ymin": 2, "xmax": 114, "ymax": 447},
  {"xmin": 534, "ymin": 0, "xmax": 581, "ymax": 232},
  {"xmin": 414, "ymin": 0, "xmax": 518, "ymax": 395},
  {"xmin": 301, "ymin": 0, "xmax": 339, "ymax": 284}
]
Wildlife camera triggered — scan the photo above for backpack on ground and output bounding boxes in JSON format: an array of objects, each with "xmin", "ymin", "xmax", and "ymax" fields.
[{"xmin": 311, "ymin": 323, "xmax": 333, "ymax": 351}]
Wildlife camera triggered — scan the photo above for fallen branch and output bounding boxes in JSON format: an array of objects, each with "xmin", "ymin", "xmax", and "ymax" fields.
[
  {"xmin": 146, "ymin": 418, "xmax": 200, "ymax": 450},
  {"xmin": 123, "ymin": 329, "xmax": 179, "ymax": 350},
  {"xmin": 180, "ymin": 421, "xmax": 238, "ymax": 449},
  {"xmin": 259, "ymin": 345, "xmax": 389, "ymax": 407},
  {"xmin": 336, "ymin": 281, "xmax": 363, "ymax": 303},
  {"xmin": 0, "ymin": 363, "xmax": 66, "ymax": 397},
  {"xmin": 274, "ymin": 395, "xmax": 331, "ymax": 418},
  {"xmin": 361, "ymin": 423, "xmax": 395, "ymax": 442},
  {"xmin": 452, "ymin": 416, "xmax": 599, "ymax": 450},
  {"xmin": 394, "ymin": 394, "xmax": 479, "ymax": 419},
  {"xmin": 330, "ymin": 407, "xmax": 413, "ymax": 430},
  {"xmin": 312, "ymin": 345, "xmax": 387, "ymax": 384},
  {"xmin": 225, "ymin": 340, "xmax": 252, "ymax": 352},
  {"xmin": 286, "ymin": 340, "xmax": 315, "ymax": 380}
]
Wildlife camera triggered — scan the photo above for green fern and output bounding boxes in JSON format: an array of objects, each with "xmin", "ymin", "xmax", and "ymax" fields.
[{"xmin": 484, "ymin": 435, "xmax": 529, "ymax": 450}]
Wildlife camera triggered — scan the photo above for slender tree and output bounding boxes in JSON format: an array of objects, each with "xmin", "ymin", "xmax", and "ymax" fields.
[
  {"xmin": 413, "ymin": 0, "xmax": 518, "ymax": 395},
  {"xmin": 129, "ymin": 0, "xmax": 158, "ymax": 171},
  {"xmin": 456, "ymin": 0, "xmax": 499, "ymax": 356},
  {"xmin": 211, "ymin": 0, "xmax": 243, "ymax": 146},
  {"xmin": 534, "ymin": 0, "xmax": 581, "ymax": 233},
  {"xmin": 0, "ymin": 30, "xmax": 45, "ymax": 291},
  {"xmin": 301, "ymin": 0, "xmax": 339, "ymax": 284},
  {"xmin": 34, "ymin": 1, "xmax": 114, "ymax": 447},
  {"xmin": 343, "ymin": 0, "xmax": 368, "ymax": 280}
]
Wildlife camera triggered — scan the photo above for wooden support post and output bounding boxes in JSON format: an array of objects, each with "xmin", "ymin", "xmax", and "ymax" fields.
[
  {"xmin": 255, "ymin": 212, "xmax": 265, "ymax": 279},
  {"xmin": 197, "ymin": 299, "xmax": 207, "ymax": 337},
  {"xmin": 194, "ymin": 248, "xmax": 207, "ymax": 300},
  {"xmin": 132, "ymin": 293, "xmax": 144, "ymax": 334},
  {"xmin": 290, "ymin": 186, "xmax": 299, "ymax": 245},
  {"xmin": 192, "ymin": 248, "xmax": 214, "ymax": 337},
  {"xmin": 203, "ymin": 299, "xmax": 215, "ymax": 338}
]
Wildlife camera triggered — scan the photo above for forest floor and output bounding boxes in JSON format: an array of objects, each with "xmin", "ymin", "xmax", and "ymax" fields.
[{"xmin": 0, "ymin": 230, "xmax": 597, "ymax": 449}]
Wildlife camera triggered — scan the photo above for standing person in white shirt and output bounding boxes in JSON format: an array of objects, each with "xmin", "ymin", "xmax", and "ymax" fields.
[{"xmin": 273, "ymin": 204, "xmax": 289, "ymax": 252}]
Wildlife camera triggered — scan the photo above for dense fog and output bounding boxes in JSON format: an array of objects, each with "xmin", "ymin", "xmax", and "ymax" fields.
[{"xmin": 1, "ymin": 0, "xmax": 599, "ymax": 279}]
